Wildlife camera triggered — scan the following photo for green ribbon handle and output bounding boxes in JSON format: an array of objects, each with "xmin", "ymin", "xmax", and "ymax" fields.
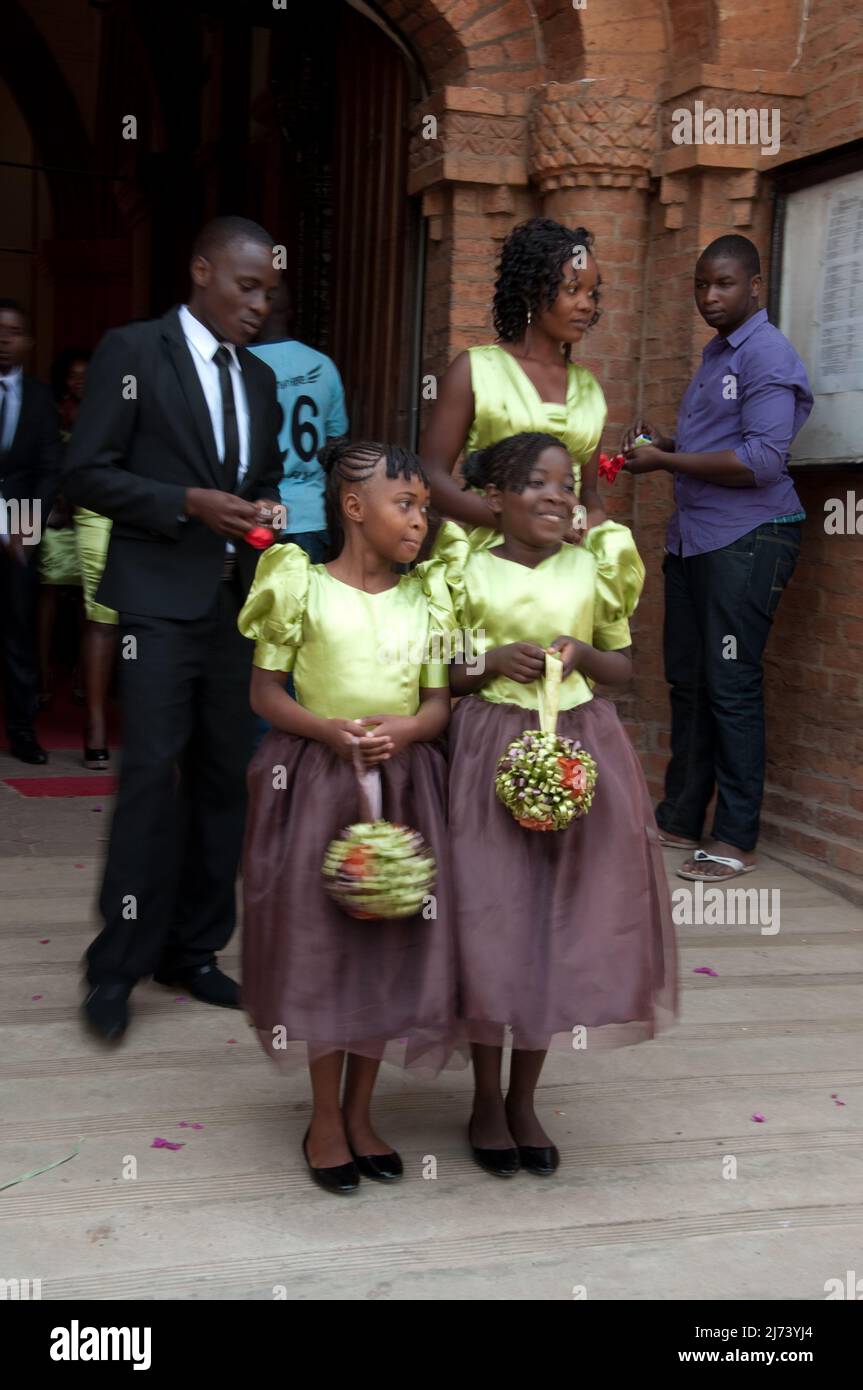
[{"xmin": 537, "ymin": 650, "xmax": 563, "ymax": 736}]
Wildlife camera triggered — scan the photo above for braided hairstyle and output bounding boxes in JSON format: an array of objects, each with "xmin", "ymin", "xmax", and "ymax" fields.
[
  {"xmin": 320, "ymin": 438, "xmax": 429, "ymax": 560},
  {"xmin": 493, "ymin": 218, "xmax": 600, "ymax": 361},
  {"xmin": 462, "ymin": 431, "xmax": 571, "ymax": 496}
]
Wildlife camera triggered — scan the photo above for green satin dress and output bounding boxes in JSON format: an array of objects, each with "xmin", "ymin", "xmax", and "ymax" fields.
[
  {"xmin": 436, "ymin": 519, "xmax": 645, "ymax": 711},
  {"xmin": 74, "ymin": 508, "xmax": 117, "ymax": 626},
  {"xmin": 435, "ymin": 343, "xmax": 609, "ymax": 554},
  {"xmin": 238, "ymin": 544, "xmax": 455, "ymax": 720}
]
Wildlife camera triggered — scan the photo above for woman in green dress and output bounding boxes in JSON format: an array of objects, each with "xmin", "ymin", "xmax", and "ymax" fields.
[{"xmin": 421, "ymin": 218, "xmax": 609, "ymax": 550}]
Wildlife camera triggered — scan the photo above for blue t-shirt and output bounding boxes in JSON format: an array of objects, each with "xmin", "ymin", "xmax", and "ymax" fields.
[{"xmin": 248, "ymin": 339, "xmax": 349, "ymax": 533}]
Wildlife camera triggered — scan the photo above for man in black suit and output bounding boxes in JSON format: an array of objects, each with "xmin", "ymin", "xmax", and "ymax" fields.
[
  {"xmin": 63, "ymin": 217, "xmax": 284, "ymax": 1041},
  {"xmin": 0, "ymin": 299, "xmax": 61, "ymax": 764}
]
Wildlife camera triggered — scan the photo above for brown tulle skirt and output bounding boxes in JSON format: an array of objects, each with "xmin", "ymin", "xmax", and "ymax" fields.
[
  {"xmin": 448, "ymin": 695, "xmax": 678, "ymax": 1052},
  {"xmin": 241, "ymin": 731, "xmax": 464, "ymax": 1075}
]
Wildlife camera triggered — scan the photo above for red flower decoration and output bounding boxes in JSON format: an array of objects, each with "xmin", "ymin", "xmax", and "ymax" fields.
[
  {"xmin": 598, "ymin": 452, "xmax": 625, "ymax": 483},
  {"xmin": 245, "ymin": 526, "xmax": 276, "ymax": 550},
  {"xmin": 558, "ymin": 756, "xmax": 587, "ymax": 793}
]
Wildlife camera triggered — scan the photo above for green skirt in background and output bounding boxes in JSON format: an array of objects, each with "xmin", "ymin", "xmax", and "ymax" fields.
[
  {"xmin": 39, "ymin": 526, "xmax": 82, "ymax": 587},
  {"xmin": 74, "ymin": 509, "xmax": 118, "ymax": 625}
]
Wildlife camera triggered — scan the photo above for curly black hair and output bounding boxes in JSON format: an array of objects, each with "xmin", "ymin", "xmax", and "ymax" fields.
[
  {"xmin": 493, "ymin": 218, "xmax": 600, "ymax": 359},
  {"xmin": 320, "ymin": 438, "xmax": 429, "ymax": 560},
  {"xmin": 462, "ymin": 431, "xmax": 571, "ymax": 495}
]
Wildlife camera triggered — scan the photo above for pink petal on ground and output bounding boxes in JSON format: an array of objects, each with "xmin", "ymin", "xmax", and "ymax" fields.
[
  {"xmin": 31, "ymin": 995, "xmax": 43, "ymax": 1001},
  {"xmin": 175, "ymin": 996, "xmax": 188, "ymax": 1003},
  {"xmin": 835, "ymin": 1100, "xmax": 846, "ymax": 1107},
  {"xmin": 151, "ymin": 1138, "xmax": 184, "ymax": 1150},
  {"xmin": 226, "ymin": 1039, "xmax": 237, "ymax": 1044},
  {"xmin": 751, "ymin": 1113, "xmax": 766, "ymax": 1123},
  {"xmin": 39, "ymin": 939, "xmax": 50, "ymax": 944},
  {"xmin": 831, "ymin": 1093, "xmax": 837, "ymax": 1098},
  {"xmin": 693, "ymin": 967, "xmax": 718, "ymax": 977},
  {"xmin": 554, "ymin": 1110, "xmax": 566, "ymax": 1116},
  {"xmin": 177, "ymin": 1122, "xmax": 204, "ymax": 1129}
]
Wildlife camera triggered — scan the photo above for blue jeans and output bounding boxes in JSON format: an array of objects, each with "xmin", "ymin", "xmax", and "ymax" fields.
[
  {"xmin": 657, "ymin": 522, "xmax": 801, "ymax": 852},
  {"xmin": 251, "ymin": 529, "xmax": 329, "ymax": 749}
]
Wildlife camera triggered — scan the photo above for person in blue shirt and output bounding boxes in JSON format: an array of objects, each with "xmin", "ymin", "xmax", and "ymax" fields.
[{"xmin": 249, "ymin": 280, "xmax": 348, "ymax": 564}]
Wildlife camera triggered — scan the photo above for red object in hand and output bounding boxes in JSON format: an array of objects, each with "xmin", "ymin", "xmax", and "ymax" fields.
[
  {"xmin": 598, "ymin": 452, "xmax": 625, "ymax": 483},
  {"xmin": 244, "ymin": 526, "xmax": 276, "ymax": 550}
]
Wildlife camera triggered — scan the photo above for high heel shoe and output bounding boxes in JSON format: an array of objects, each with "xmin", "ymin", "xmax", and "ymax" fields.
[
  {"xmin": 302, "ymin": 1128, "xmax": 360, "ymax": 1195},
  {"xmin": 468, "ymin": 1116, "xmax": 520, "ymax": 1178},
  {"xmin": 349, "ymin": 1147, "xmax": 403, "ymax": 1182}
]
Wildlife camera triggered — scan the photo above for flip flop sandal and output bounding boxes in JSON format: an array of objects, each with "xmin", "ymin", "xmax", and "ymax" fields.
[
  {"xmin": 658, "ymin": 832, "xmax": 700, "ymax": 849},
  {"xmin": 677, "ymin": 850, "xmax": 758, "ymax": 882}
]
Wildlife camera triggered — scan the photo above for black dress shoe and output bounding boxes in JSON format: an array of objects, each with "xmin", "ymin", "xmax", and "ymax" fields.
[
  {"xmin": 153, "ymin": 962, "xmax": 240, "ymax": 1008},
  {"xmin": 350, "ymin": 1148, "xmax": 403, "ymax": 1182},
  {"xmin": 302, "ymin": 1129, "xmax": 360, "ymax": 1194},
  {"xmin": 468, "ymin": 1118, "xmax": 520, "ymax": 1177},
  {"xmin": 83, "ymin": 980, "xmax": 131, "ymax": 1042},
  {"xmin": 9, "ymin": 734, "xmax": 47, "ymax": 765},
  {"xmin": 83, "ymin": 746, "xmax": 110, "ymax": 770},
  {"xmin": 518, "ymin": 1144, "xmax": 560, "ymax": 1176}
]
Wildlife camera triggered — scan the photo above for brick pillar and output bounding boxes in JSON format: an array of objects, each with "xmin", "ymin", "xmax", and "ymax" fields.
[{"xmin": 408, "ymin": 86, "xmax": 535, "ymax": 396}]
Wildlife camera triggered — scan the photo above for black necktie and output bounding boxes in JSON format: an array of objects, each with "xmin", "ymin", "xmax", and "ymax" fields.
[{"xmin": 213, "ymin": 346, "xmax": 240, "ymax": 492}]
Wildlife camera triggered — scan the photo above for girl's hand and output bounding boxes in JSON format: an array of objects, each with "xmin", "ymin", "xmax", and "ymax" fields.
[
  {"xmin": 549, "ymin": 636, "xmax": 585, "ymax": 679},
  {"xmin": 323, "ymin": 718, "xmax": 388, "ymax": 763},
  {"xmin": 357, "ymin": 715, "xmax": 417, "ymax": 762},
  {"xmin": 488, "ymin": 642, "xmax": 547, "ymax": 684}
]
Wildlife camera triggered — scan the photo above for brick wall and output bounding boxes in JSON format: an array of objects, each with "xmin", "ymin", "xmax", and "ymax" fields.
[{"xmin": 403, "ymin": 0, "xmax": 863, "ymax": 876}]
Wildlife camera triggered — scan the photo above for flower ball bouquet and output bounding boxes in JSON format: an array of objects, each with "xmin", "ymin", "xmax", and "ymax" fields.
[
  {"xmin": 322, "ymin": 735, "xmax": 436, "ymax": 920},
  {"xmin": 495, "ymin": 651, "xmax": 598, "ymax": 831}
]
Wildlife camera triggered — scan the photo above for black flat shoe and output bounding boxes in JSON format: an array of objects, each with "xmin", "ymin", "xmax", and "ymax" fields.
[
  {"xmin": 9, "ymin": 734, "xmax": 47, "ymax": 765},
  {"xmin": 303, "ymin": 1129, "xmax": 360, "ymax": 1194},
  {"xmin": 518, "ymin": 1144, "xmax": 560, "ymax": 1176},
  {"xmin": 83, "ymin": 979, "xmax": 131, "ymax": 1042},
  {"xmin": 468, "ymin": 1118, "xmax": 520, "ymax": 1178},
  {"xmin": 83, "ymin": 746, "xmax": 110, "ymax": 770},
  {"xmin": 153, "ymin": 962, "xmax": 240, "ymax": 1008},
  {"xmin": 350, "ymin": 1148, "xmax": 403, "ymax": 1182}
]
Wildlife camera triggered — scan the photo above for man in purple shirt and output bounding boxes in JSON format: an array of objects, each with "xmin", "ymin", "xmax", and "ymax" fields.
[{"xmin": 623, "ymin": 234, "xmax": 813, "ymax": 881}]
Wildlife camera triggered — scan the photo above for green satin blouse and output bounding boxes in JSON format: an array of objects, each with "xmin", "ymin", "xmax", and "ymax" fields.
[
  {"xmin": 237, "ymin": 544, "xmax": 454, "ymax": 720},
  {"xmin": 437, "ymin": 519, "xmax": 645, "ymax": 711},
  {"xmin": 442, "ymin": 344, "xmax": 609, "ymax": 553}
]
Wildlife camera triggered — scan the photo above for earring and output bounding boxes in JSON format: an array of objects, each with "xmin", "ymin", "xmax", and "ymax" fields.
[{"xmin": 527, "ymin": 309, "xmax": 532, "ymax": 326}]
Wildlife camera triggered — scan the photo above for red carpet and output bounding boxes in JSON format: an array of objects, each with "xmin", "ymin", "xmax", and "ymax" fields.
[
  {"xmin": 1, "ymin": 674, "xmax": 122, "ymax": 754},
  {"xmin": 3, "ymin": 774, "xmax": 117, "ymax": 797}
]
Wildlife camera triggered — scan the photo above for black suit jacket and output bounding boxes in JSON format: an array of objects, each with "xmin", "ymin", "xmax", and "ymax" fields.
[
  {"xmin": 61, "ymin": 308, "xmax": 283, "ymax": 619},
  {"xmin": 0, "ymin": 375, "xmax": 62, "ymax": 521}
]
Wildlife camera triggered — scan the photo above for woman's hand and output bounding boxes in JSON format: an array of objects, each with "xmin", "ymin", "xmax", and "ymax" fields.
[
  {"xmin": 356, "ymin": 715, "xmax": 417, "ymax": 763},
  {"xmin": 487, "ymin": 642, "xmax": 547, "ymax": 684},
  {"xmin": 548, "ymin": 636, "xmax": 585, "ymax": 679},
  {"xmin": 323, "ymin": 718, "xmax": 388, "ymax": 764}
]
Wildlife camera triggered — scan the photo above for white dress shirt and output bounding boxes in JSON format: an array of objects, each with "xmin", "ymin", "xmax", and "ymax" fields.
[{"xmin": 178, "ymin": 305, "xmax": 250, "ymax": 484}]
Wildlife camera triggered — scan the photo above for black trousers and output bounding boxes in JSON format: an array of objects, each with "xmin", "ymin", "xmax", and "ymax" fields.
[
  {"xmin": 0, "ymin": 541, "xmax": 40, "ymax": 740},
  {"xmin": 657, "ymin": 522, "xmax": 801, "ymax": 853},
  {"xmin": 87, "ymin": 576, "xmax": 257, "ymax": 984}
]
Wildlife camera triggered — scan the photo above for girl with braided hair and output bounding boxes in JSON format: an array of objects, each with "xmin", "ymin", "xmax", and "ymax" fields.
[
  {"xmin": 238, "ymin": 439, "xmax": 460, "ymax": 1194},
  {"xmin": 439, "ymin": 432, "xmax": 676, "ymax": 1177},
  {"xmin": 421, "ymin": 217, "xmax": 609, "ymax": 553}
]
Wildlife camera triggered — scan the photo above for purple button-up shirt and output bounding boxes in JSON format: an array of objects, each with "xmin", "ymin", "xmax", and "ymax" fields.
[{"xmin": 667, "ymin": 309, "xmax": 813, "ymax": 556}]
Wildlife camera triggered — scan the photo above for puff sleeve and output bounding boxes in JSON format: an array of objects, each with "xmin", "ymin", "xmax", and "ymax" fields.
[
  {"xmin": 410, "ymin": 551, "xmax": 457, "ymax": 688},
  {"xmin": 237, "ymin": 543, "xmax": 311, "ymax": 672},
  {"xmin": 583, "ymin": 520, "xmax": 646, "ymax": 651},
  {"xmin": 430, "ymin": 519, "xmax": 472, "ymax": 630}
]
